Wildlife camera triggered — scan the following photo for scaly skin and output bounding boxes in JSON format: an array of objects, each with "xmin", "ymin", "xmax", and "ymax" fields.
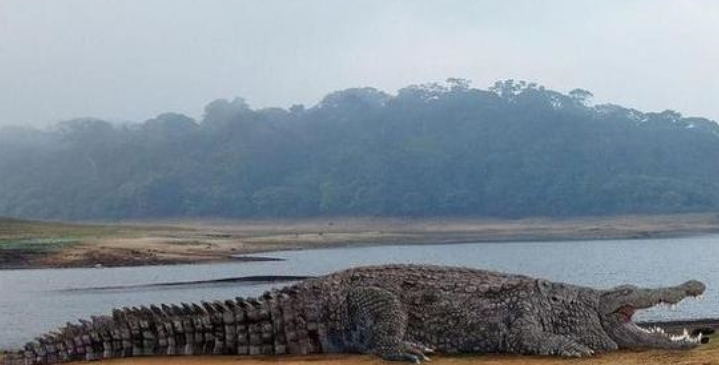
[{"xmin": 2, "ymin": 264, "xmax": 707, "ymax": 364}]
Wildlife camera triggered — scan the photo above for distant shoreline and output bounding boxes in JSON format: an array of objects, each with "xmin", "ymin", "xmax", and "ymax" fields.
[{"xmin": 1, "ymin": 214, "xmax": 719, "ymax": 270}]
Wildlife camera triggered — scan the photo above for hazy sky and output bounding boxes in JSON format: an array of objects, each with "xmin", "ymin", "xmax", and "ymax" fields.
[{"xmin": 1, "ymin": 0, "xmax": 718, "ymax": 127}]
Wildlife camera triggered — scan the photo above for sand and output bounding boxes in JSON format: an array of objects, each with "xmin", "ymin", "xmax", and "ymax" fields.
[
  {"xmin": 4, "ymin": 214, "xmax": 719, "ymax": 269},
  {"xmin": 22, "ymin": 344, "xmax": 719, "ymax": 365}
]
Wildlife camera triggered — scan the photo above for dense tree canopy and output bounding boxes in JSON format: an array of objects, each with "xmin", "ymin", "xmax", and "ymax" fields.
[{"xmin": 1, "ymin": 79, "xmax": 718, "ymax": 220}]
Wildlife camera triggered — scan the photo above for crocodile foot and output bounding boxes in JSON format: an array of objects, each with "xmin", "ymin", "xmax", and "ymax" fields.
[{"xmin": 380, "ymin": 341, "xmax": 435, "ymax": 363}]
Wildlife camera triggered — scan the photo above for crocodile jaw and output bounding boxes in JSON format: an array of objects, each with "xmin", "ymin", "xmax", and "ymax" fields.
[{"xmin": 600, "ymin": 280, "xmax": 706, "ymax": 349}]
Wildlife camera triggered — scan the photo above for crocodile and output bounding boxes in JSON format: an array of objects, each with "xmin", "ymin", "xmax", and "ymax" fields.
[{"xmin": 1, "ymin": 264, "xmax": 707, "ymax": 364}]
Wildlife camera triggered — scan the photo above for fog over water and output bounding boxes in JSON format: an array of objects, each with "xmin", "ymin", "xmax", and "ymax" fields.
[{"xmin": 1, "ymin": 0, "xmax": 718, "ymax": 127}]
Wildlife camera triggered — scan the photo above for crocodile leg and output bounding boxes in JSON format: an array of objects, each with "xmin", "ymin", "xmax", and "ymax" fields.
[
  {"xmin": 346, "ymin": 286, "xmax": 432, "ymax": 363},
  {"xmin": 508, "ymin": 316, "xmax": 594, "ymax": 357}
]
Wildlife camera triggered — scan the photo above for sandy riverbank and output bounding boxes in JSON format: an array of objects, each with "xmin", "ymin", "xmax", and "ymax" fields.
[
  {"xmin": 3, "ymin": 344, "xmax": 718, "ymax": 365},
  {"xmin": 2, "ymin": 214, "xmax": 719, "ymax": 270}
]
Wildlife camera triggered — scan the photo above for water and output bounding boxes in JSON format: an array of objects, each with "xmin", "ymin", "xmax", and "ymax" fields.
[{"xmin": 1, "ymin": 235, "xmax": 719, "ymax": 349}]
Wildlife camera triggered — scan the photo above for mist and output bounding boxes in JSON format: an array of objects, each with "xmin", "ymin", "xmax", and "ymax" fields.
[{"xmin": 1, "ymin": 0, "xmax": 718, "ymax": 127}]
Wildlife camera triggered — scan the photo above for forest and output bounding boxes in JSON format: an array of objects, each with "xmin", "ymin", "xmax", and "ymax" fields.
[{"xmin": 1, "ymin": 79, "xmax": 718, "ymax": 220}]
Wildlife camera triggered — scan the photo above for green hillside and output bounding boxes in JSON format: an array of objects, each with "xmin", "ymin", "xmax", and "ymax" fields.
[{"xmin": 1, "ymin": 79, "xmax": 718, "ymax": 220}]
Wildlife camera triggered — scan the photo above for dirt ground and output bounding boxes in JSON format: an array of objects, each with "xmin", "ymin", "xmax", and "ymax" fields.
[
  {"xmin": 3, "ymin": 214, "xmax": 719, "ymax": 269},
  {"xmin": 3, "ymin": 328, "xmax": 718, "ymax": 364},
  {"xmin": 32, "ymin": 343, "xmax": 719, "ymax": 365}
]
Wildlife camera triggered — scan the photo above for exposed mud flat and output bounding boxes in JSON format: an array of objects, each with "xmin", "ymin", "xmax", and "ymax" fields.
[{"xmin": 3, "ymin": 214, "xmax": 719, "ymax": 270}]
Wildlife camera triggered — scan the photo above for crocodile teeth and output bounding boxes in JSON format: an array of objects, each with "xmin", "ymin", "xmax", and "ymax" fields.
[{"xmin": 666, "ymin": 328, "xmax": 704, "ymax": 343}]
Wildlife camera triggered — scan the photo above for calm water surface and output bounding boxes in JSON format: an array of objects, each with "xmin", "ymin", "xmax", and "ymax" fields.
[{"xmin": 1, "ymin": 235, "xmax": 718, "ymax": 349}]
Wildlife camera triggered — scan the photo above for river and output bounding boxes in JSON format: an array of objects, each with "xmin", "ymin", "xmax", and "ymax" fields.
[{"xmin": 1, "ymin": 234, "xmax": 718, "ymax": 349}]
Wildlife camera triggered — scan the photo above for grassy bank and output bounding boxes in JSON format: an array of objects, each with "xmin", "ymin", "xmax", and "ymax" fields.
[{"xmin": 0, "ymin": 217, "xmax": 177, "ymax": 269}]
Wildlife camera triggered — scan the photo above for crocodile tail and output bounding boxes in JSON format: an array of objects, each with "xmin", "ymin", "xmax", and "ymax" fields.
[{"xmin": 2, "ymin": 288, "xmax": 322, "ymax": 365}]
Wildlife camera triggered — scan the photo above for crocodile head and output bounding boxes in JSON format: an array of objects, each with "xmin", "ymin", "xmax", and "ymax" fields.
[{"xmin": 598, "ymin": 280, "xmax": 706, "ymax": 349}]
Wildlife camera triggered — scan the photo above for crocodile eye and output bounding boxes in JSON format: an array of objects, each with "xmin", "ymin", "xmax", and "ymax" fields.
[{"xmin": 550, "ymin": 295, "xmax": 560, "ymax": 303}]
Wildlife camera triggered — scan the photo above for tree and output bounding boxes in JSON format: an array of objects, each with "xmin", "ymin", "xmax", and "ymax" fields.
[
  {"xmin": 2, "ymin": 80, "xmax": 719, "ymax": 220},
  {"xmin": 446, "ymin": 77, "xmax": 471, "ymax": 91},
  {"xmin": 569, "ymin": 88, "xmax": 594, "ymax": 106}
]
